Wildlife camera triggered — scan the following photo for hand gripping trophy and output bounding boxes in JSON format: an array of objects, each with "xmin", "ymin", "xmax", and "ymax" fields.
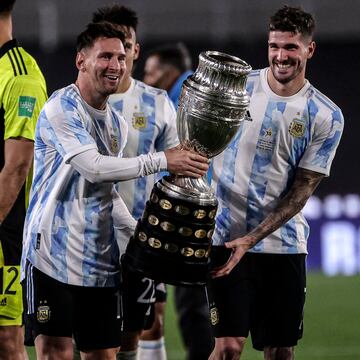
[{"xmin": 123, "ymin": 51, "xmax": 251, "ymax": 285}]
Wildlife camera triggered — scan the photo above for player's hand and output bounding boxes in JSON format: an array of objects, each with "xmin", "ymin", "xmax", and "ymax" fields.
[
  {"xmin": 211, "ymin": 237, "xmax": 253, "ymax": 278},
  {"xmin": 164, "ymin": 146, "xmax": 209, "ymax": 177}
]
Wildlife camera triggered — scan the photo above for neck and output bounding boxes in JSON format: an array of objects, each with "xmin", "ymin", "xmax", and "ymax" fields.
[
  {"xmin": 0, "ymin": 15, "xmax": 13, "ymax": 47},
  {"xmin": 75, "ymin": 80, "xmax": 107, "ymax": 110},
  {"xmin": 267, "ymin": 68, "xmax": 306, "ymax": 97},
  {"xmin": 117, "ymin": 75, "xmax": 132, "ymax": 93}
]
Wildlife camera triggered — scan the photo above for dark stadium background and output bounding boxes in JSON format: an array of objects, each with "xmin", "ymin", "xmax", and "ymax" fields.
[{"xmin": 12, "ymin": 1, "xmax": 360, "ymax": 359}]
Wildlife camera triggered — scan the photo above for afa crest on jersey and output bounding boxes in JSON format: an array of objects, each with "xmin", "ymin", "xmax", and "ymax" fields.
[
  {"xmin": 289, "ymin": 119, "xmax": 306, "ymax": 138},
  {"xmin": 132, "ymin": 112, "xmax": 147, "ymax": 130}
]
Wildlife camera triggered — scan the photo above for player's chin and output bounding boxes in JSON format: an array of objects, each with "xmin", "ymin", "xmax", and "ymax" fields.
[{"xmin": 103, "ymin": 84, "xmax": 119, "ymax": 96}]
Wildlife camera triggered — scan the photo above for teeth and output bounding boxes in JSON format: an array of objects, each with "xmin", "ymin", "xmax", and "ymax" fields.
[
  {"xmin": 277, "ymin": 64, "xmax": 290, "ymax": 69},
  {"xmin": 105, "ymin": 75, "xmax": 119, "ymax": 80}
]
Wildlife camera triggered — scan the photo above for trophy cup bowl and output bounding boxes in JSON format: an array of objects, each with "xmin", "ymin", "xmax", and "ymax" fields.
[{"xmin": 122, "ymin": 51, "xmax": 251, "ymax": 286}]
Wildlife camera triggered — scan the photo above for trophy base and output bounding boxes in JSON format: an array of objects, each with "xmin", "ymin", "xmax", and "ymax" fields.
[
  {"xmin": 122, "ymin": 238, "xmax": 210, "ymax": 286},
  {"xmin": 123, "ymin": 177, "xmax": 218, "ymax": 286}
]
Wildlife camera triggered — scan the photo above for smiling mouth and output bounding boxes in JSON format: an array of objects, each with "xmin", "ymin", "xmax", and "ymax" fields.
[
  {"xmin": 275, "ymin": 63, "xmax": 291, "ymax": 70},
  {"xmin": 104, "ymin": 74, "xmax": 119, "ymax": 81}
]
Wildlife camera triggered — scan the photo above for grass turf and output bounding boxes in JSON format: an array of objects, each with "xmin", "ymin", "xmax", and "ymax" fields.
[{"xmin": 27, "ymin": 272, "xmax": 360, "ymax": 360}]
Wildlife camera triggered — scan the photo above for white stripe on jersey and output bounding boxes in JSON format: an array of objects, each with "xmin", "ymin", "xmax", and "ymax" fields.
[{"xmin": 212, "ymin": 68, "xmax": 344, "ymax": 254}]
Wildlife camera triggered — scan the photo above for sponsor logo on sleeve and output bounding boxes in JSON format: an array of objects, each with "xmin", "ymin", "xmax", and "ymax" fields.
[{"xmin": 18, "ymin": 96, "xmax": 36, "ymax": 117}]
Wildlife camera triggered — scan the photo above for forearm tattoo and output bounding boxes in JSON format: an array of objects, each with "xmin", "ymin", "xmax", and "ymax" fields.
[{"xmin": 247, "ymin": 168, "xmax": 325, "ymax": 247}]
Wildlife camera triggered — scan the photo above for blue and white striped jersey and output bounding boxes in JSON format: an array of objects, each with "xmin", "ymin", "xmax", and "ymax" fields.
[
  {"xmin": 22, "ymin": 84, "xmax": 128, "ymax": 287},
  {"xmin": 109, "ymin": 79, "xmax": 178, "ymax": 220},
  {"xmin": 212, "ymin": 68, "xmax": 344, "ymax": 254}
]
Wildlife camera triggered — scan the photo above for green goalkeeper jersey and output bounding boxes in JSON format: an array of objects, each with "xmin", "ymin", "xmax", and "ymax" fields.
[{"xmin": 0, "ymin": 39, "xmax": 47, "ymax": 265}]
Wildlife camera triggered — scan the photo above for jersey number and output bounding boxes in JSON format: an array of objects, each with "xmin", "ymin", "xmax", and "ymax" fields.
[
  {"xmin": 0, "ymin": 266, "xmax": 18, "ymax": 295},
  {"xmin": 137, "ymin": 278, "xmax": 156, "ymax": 304}
]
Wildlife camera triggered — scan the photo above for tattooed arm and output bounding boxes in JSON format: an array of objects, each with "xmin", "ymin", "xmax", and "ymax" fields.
[{"xmin": 211, "ymin": 168, "xmax": 325, "ymax": 278}]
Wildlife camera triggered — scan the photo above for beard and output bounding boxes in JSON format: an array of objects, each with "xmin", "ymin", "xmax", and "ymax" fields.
[{"xmin": 270, "ymin": 61, "xmax": 302, "ymax": 85}]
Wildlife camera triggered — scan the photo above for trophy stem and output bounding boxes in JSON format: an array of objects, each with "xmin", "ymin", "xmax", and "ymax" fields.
[{"xmin": 158, "ymin": 175, "xmax": 218, "ymax": 206}]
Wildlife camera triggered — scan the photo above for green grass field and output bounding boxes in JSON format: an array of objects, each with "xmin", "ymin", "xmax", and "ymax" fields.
[{"xmin": 27, "ymin": 273, "xmax": 360, "ymax": 360}]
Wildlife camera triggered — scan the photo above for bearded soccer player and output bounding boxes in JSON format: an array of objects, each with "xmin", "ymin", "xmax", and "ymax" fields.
[{"xmin": 208, "ymin": 6, "xmax": 344, "ymax": 360}]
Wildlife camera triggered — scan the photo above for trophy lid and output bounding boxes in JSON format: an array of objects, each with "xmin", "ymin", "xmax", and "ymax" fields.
[{"xmin": 185, "ymin": 51, "xmax": 252, "ymax": 106}]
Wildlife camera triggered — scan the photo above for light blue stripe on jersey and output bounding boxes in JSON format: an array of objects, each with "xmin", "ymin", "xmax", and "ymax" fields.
[
  {"xmin": 247, "ymin": 101, "xmax": 284, "ymax": 252},
  {"xmin": 132, "ymin": 92, "xmax": 156, "ymax": 219},
  {"xmin": 111, "ymin": 99, "xmax": 123, "ymax": 113},
  {"xmin": 280, "ymin": 217, "xmax": 298, "ymax": 253},
  {"xmin": 50, "ymin": 170, "xmax": 80, "ymax": 282},
  {"xmin": 82, "ymin": 199, "xmax": 100, "ymax": 285},
  {"xmin": 313, "ymin": 109, "xmax": 343, "ymax": 169},
  {"xmin": 215, "ymin": 127, "xmax": 243, "ymax": 243},
  {"xmin": 246, "ymin": 73, "xmax": 257, "ymax": 97},
  {"xmin": 51, "ymin": 201, "xmax": 69, "ymax": 283}
]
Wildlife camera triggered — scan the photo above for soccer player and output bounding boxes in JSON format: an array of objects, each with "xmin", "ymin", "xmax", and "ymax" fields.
[
  {"xmin": 207, "ymin": 5, "xmax": 344, "ymax": 360},
  {"xmin": 0, "ymin": 1, "xmax": 47, "ymax": 359},
  {"xmin": 92, "ymin": 6, "xmax": 177, "ymax": 360},
  {"xmin": 21, "ymin": 22, "xmax": 208, "ymax": 360},
  {"xmin": 143, "ymin": 43, "xmax": 193, "ymax": 108}
]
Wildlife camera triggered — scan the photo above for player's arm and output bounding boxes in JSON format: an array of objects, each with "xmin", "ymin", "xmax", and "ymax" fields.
[
  {"xmin": 0, "ymin": 137, "xmax": 34, "ymax": 224},
  {"xmin": 211, "ymin": 167, "xmax": 325, "ymax": 278},
  {"xmin": 69, "ymin": 146, "xmax": 209, "ymax": 183}
]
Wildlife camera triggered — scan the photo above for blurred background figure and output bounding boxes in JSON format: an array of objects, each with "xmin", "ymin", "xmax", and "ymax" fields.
[
  {"xmin": 91, "ymin": 5, "xmax": 178, "ymax": 360},
  {"xmin": 0, "ymin": 1, "xmax": 47, "ymax": 359},
  {"xmin": 143, "ymin": 42, "xmax": 215, "ymax": 360},
  {"xmin": 143, "ymin": 43, "xmax": 193, "ymax": 108}
]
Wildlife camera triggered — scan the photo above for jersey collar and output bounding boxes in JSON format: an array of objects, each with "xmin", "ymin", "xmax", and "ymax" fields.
[{"xmin": 0, "ymin": 39, "xmax": 19, "ymax": 59}]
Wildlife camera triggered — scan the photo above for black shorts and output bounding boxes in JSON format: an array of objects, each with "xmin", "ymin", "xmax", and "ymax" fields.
[
  {"xmin": 24, "ymin": 262, "xmax": 122, "ymax": 351},
  {"xmin": 121, "ymin": 264, "xmax": 167, "ymax": 332},
  {"xmin": 207, "ymin": 247, "xmax": 306, "ymax": 350}
]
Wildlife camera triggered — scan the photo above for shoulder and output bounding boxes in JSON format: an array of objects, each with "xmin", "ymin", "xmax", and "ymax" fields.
[
  {"xmin": 134, "ymin": 79, "xmax": 169, "ymax": 98},
  {"xmin": 45, "ymin": 84, "xmax": 82, "ymax": 113},
  {"xmin": 246, "ymin": 69, "xmax": 262, "ymax": 95},
  {"xmin": 248, "ymin": 69, "xmax": 261, "ymax": 79},
  {"xmin": 306, "ymin": 85, "xmax": 344, "ymax": 122}
]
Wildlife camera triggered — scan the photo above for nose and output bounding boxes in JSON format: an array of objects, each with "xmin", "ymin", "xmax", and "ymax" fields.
[
  {"xmin": 277, "ymin": 49, "xmax": 288, "ymax": 62},
  {"xmin": 109, "ymin": 56, "xmax": 126, "ymax": 75}
]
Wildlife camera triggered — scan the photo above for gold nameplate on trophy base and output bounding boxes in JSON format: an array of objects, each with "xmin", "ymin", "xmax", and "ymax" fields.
[
  {"xmin": 159, "ymin": 199, "xmax": 172, "ymax": 210},
  {"xmin": 148, "ymin": 215, "xmax": 159, "ymax": 226},
  {"xmin": 148, "ymin": 237, "xmax": 162, "ymax": 249},
  {"xmin": 181, "ymin": 247, "xmax": 194, "ymax": 257}
]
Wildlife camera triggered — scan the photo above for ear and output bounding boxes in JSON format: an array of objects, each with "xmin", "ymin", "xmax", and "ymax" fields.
[
  {"xmin": 134, "ymin": 42, "xmax": 140, "ymax": 61},
  {"xmin": 76, "ymin": 51, "xmax": 86, "ymax": 72},
  {"xmin": 307, "ymin": 41, "xmax": 316, "ymax": 59}
]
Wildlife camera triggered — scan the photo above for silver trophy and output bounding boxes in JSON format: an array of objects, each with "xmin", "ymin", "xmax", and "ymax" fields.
[{"xmin": 123, "ymin": 51, "xmax": 251, "ymax": 285}]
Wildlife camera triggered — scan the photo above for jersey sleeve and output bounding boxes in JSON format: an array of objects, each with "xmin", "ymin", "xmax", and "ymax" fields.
[
  {"xmin": 3, "ymin": 75, "xmax": 47, "ymax": 141},
  {"xmin": 299, "ymin": 108, "xmax": 344, "ymax": 176},
  {"xmin": 154, "ymin": 94, "xmax": 179, "ymax": 151}
]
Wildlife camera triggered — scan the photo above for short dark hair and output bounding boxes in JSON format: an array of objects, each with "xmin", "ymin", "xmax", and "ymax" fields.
[
  {"xmin": 76, "ymin": 22, "xmax": 125, "ymax": 52},
  {"xmin": 269, "ymin": 5, "xmax": 315, "ymax": 39},
  {"xmin": 147, "ymin": 42, "xmax": 192, "ymax": 73},
  {"xmin": 92, "ymin": 5, "xmax": 138, "ymax": 32},
  {"xmin": 0, "ymin": 0, "xmax": 16, "ymax": 13}
]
